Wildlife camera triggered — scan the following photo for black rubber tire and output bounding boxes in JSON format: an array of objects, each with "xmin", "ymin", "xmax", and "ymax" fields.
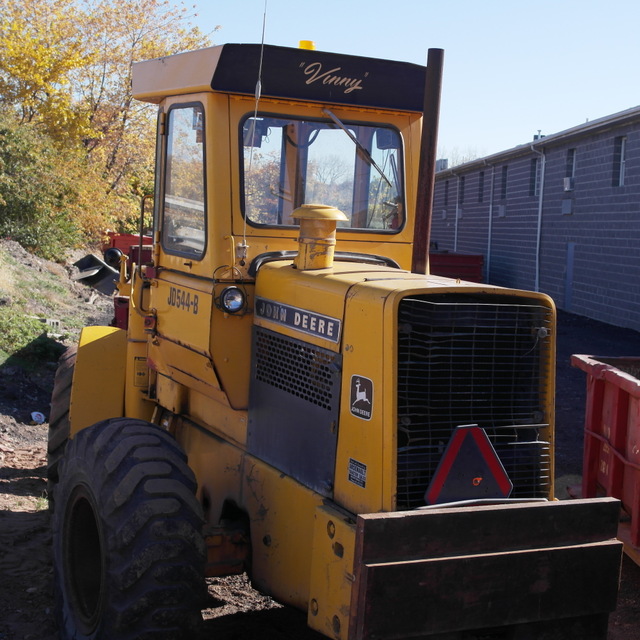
[
  {"xmin": 47, "ymin": 345, "xmax": 76, "ymax": 499},
  {"xmin": 52, "ymin": 418, "xmax": 206, "ymax": 640}
]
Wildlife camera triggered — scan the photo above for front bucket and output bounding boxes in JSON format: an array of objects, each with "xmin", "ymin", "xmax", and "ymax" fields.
[
  {"xmin": 72, "ymin": 254, "xmax": 119, "ymax": 295},
  {"xmin": 349, "ymin": 498, "xmax": 622, "ymax": 639}
]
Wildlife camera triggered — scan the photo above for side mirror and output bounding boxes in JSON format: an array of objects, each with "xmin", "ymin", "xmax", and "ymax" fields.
[{"xmin": 243, "ymin": 118, "xmax": 270, "ymax": 148}]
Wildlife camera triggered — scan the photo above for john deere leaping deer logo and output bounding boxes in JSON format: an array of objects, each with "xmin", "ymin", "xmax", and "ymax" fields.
[{"xmin": 350, "ymin": 375, "xmax": 373, "ymax": 420}]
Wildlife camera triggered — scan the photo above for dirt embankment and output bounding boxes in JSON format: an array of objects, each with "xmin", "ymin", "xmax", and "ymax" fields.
[{"xmin": 0, "ymin": 239, "xmax": 638, "ymax": 639}]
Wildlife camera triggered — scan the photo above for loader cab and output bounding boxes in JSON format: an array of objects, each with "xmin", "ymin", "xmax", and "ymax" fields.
[{"xmin": 133, "ymin": 43, "xmax": 427, "ymax": 278}]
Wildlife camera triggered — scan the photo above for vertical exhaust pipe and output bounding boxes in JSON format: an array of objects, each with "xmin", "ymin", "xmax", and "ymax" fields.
[{"xmin": 412, "ymin": 48, "xmax": 444, "ymax": 275}]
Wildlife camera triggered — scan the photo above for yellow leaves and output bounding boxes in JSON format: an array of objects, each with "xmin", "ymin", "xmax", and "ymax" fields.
[
  {"xmin": 1, "ymin": 2, "xmax": 86, "ymax": 86},
  {"xmin": 0, "ymin": 0, "xmax": 214, "ymax": 244},
  {"xmin": 0, "ymin": 0, "xmax": 92, "ymax": 141}
]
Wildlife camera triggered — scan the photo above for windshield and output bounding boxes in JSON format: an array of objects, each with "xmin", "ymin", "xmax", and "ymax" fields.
[{"xmin": 242, "ymin": 114, "xmax": 404, "ymax": 231}]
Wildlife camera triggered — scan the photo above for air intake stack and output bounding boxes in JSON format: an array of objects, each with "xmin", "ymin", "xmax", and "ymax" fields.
[{"xmin": 293, "ymin": 204, "xmax": 348, "ymax": 270}]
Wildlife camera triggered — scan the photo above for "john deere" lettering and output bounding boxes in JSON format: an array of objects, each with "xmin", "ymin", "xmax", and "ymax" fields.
[{"xmin": 255, "ymin": 297, "xmax": 341, "ymax": 342}]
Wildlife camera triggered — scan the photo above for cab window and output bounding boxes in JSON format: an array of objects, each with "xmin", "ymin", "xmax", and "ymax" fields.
[
  {"xmin": 242, "ymin": 114, "xmax": 404, "ymax": 231},
  {"xmin": 162, "ymin": 104, "xmax": 206, "ymax": 258}
]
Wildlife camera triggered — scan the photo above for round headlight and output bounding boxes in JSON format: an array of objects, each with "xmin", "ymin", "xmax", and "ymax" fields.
[{"xmin": 220, "ymin": 286, "xmax": 245, "ymax": 313}]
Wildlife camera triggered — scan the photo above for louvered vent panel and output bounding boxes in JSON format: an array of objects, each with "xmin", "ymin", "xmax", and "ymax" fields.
[
  {"xmin": 254, "ymin": 329, "xmax": 337, "ymax": 410},
  {"xmin": 248, "ymin": 327, "xmax": 342, "ymax": 497}
]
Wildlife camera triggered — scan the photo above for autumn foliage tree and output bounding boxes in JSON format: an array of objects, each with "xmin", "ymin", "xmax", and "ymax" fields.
[
  {"xmin": 0, "ymin": 0, "xmax": 88, "ymax": 134},
  {"xmin": 0, "ymin": 0, "xmax": 214, "ymax": 256}
]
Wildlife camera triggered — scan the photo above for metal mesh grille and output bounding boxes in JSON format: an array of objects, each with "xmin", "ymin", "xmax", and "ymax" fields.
[
  {"xmin": 396, "ymin": 294, "xmax": 553, "ymax": 509},
  {"xmin": 254, "ymin": 329, "xmax": 338, "ymax": 410}
]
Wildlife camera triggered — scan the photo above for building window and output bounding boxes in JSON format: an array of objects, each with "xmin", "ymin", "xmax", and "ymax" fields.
[
  {"xmin": 444, "ymin": 180, "xmax": 449, "ymax": 206},
  {"xmin": 613, "ymin": 136, "xmax": 627, "ymax": 187},
  {"xmin": 563, "ymin": 148, "xmax": 576, "ymax": 192},
  {"xmin": 458, "ymin": 176, "xmax": 465, "ymax": 205},
  {"xmin": 529, "ymin": 157, "xmax": 541, "ymax": 197},
  {"xmin": 500, "ymin": 165, "xmax": 508, "ymax": 200},
  {"xmin": 478, "ymin": 171, "xmax": 485, "ymax": 203},
  {"xmin": 566, "ymin": 148, "xmax": 576, "ymax": 178}
]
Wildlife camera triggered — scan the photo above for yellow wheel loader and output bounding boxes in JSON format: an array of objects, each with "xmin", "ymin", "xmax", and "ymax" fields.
[{"xmin": 48, "ymin": 43, "xmax": 622, "ymax": 640}]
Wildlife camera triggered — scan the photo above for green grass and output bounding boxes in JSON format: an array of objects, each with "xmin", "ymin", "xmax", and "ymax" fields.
[
  {"xmin": 0, "ymin": 246, "xmax": 73, "ymax": 366},
  {"xmin": 0, "ymin": 308, "xmax": 65, "ymax": 366},
  {"xmin": 34, "ymin": 496, "xmax": 49, "ymax": 511},
  {"xmin": 0, "ymin": 308, "xmax": 46, "ymax": 351}
]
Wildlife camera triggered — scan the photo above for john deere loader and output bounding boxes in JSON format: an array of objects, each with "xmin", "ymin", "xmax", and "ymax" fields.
[{"xmin": 48, "ymin": 42, "xmax": 622, "ymax": 640}]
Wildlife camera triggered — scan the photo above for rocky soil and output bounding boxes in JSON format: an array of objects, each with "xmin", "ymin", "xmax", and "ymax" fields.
[{"xmin": 0, "ymin": 239, "xmax": 638, "ymax": 639}]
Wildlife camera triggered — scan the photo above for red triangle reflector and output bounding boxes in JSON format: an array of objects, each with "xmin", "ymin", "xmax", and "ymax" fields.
[{"xmin": 425, "ymin": 425, "xmax": 513, "ymax": 505}]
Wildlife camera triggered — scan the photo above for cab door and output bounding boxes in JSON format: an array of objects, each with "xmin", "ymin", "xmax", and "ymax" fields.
[{"xmin": 148, "ymin": 99, "xmax": 220, "ymax": 396}]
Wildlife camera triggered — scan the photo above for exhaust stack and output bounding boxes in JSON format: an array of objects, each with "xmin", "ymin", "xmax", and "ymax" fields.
[{"xmin": 412, "ymin": 48, "xmax": 444, "ymax": 275}]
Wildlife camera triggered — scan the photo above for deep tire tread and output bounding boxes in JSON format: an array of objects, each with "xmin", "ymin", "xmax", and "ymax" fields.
[
  {"xmin": 47, "ymin": 345, "xmax": 76, "ymax": 491},
  {"xmin": 53, "ymin": 418, "xmax": 205, "ymax": 640}
]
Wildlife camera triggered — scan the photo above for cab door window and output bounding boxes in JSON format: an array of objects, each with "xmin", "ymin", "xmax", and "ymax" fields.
[{"xmin": 162, "ymin": 104, "xmax": 206, "ymax": 258}]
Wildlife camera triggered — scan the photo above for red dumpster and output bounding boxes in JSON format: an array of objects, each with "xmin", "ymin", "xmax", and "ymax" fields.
[
  {"xmin": 429, "ymin": 251, "xmax": 484, "ymax": 282},
  {"xmin": 571, "ymin": 354, "xmax": 640, "ymax": 565}
]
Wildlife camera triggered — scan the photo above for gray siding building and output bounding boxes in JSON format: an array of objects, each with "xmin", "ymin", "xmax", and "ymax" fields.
[{"xmin": 432, "ymin": 106, "xmax": 640, "ymax": 331}]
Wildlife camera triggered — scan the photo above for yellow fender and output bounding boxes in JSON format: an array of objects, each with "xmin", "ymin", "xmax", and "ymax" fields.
[{"xmin": 69, "ymin": 326, "xmax": 127, "ymax": 437}]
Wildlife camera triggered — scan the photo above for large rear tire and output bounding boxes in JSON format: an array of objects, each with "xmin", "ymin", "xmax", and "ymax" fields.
[
  {"xmin": 52, "ymin": 418, "xmax": 206, "ymax": 640},
  {"xmin": 47, "ymin": 345, "xmax": 76, "ymax": 498}
]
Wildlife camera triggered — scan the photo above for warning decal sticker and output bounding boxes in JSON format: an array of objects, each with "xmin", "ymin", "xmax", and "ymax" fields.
[
  {"xmin": 348, "ymin": 458, "xmax": 367, "ymax": 488},
  {"xmin": 133, "ymin": 356, "xmax": 149, "ymax": 388}
]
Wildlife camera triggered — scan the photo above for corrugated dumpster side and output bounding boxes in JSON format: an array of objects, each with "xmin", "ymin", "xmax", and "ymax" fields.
[{"xmin": 572, "ymin": 354, "xmax": 640, "ymax": 565}]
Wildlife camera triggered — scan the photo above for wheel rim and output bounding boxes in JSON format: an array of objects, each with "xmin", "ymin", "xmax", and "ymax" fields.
[{"xmin": 64, "ymin": 484, "xmax": 105, "ymax": 634}]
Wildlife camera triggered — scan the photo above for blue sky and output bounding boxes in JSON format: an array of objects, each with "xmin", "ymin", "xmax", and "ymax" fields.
[{"xmin": 182, "ymin": 0, "xmax": 640, "ymax": 161}]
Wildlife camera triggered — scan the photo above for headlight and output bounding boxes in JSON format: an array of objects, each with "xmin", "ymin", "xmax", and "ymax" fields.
[{"xmin": 219, "ymin": 286, "xmax": 246, "ymax": 314}]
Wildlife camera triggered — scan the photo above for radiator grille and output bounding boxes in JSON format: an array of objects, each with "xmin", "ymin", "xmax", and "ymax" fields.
[
  {"xmin": 396, "ymin": 294, "xmax": 553, "ymax": 509},
  {"xmin": 254, "ymin": 329, "xmax": 338, "ymax": 410}
]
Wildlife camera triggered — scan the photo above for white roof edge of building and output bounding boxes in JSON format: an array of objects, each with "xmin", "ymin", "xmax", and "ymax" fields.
[{"xmin": 438, "ymin": 104, "xmax": 640, "ymax": 176}]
